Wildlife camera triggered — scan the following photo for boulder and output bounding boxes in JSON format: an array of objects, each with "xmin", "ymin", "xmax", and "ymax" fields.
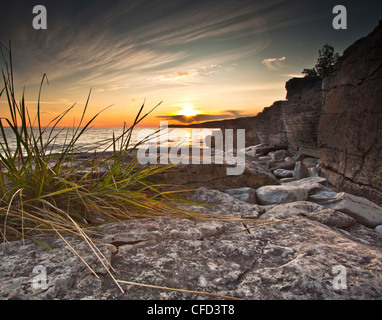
[
  {"xmin": 375, "ymin": 226, "xmax": 382, "ymax": 234},
  {"xmin": 285, "ymin": 177, "xmax": 327, "ymax": 193},
  {"xmin": 268, "ymin": 150, "xmax": 290, "ymax": 161},
  {"xmin": 293, "ymin": 161, "xmax": 309, "ymax": 180},
  {"xmin": 256, "ymin": 177, "xmax": 327, "ymax": 205},
  {"xmin": 309, "ymin": 191, "xmax": 382, "ymax": 228},
  {"xmin": 256, "ymin": 185, "xmax": 308, "ymax": 205},
  {"xmin": 273, "ymin": 169, "xmax": 294, "ymax": 179},
  {"xmin": 225, "ymin": 187, "xmax": 258, "ymax": 204},
  {"xmin": 269, "ymin": 160, "xmax": 296, "ymax": 172},
  {"xmin": 280, "ymin": 177, "xmax": 296, "ymax": 184}
]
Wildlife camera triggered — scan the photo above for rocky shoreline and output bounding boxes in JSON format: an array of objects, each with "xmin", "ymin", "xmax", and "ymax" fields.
[
  {"xmin": 1, "ymin": 143, "xmax": 382, "ymax": 300},
  {"xmin": 1, "ymin": 21, "xmax": 382, "ymax": 300}
]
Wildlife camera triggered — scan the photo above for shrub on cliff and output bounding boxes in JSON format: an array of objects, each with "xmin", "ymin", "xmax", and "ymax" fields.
[{"xmin": 303, "ymin": 44, "xmax": 340, "ymax": 79}]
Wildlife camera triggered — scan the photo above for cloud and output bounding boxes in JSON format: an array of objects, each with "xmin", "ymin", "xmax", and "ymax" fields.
[
  {"xmin": 262, "ymin": 56, "xmax": 286, "ymax": 70},
  {"xmin": 153, "ymin": 64, "xmax": 222, "ymax": 83},
  {"xmin": 157, "ymin": 111, "xmax": 249, "ymax": 124}
]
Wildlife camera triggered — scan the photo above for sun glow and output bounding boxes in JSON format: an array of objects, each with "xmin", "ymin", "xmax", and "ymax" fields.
[{"xmin": 176, "ymin": 103, "xmax": 201, "ymax": 117}]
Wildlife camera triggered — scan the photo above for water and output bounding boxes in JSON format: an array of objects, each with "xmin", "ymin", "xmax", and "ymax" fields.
[{"xmin": 0, "ymin": 126, "xmax": 217, "ymax": 155}]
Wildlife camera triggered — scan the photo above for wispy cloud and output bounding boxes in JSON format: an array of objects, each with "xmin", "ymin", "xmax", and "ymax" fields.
[{"xmin": 262, "ymin": 56, "xmax": 287, "ymax": 71}]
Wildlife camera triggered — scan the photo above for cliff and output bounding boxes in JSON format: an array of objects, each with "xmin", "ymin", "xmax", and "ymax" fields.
[
  {"xmin": 318, "ymin": 20, "xmax": 382, "ymax": 205},
  {"xmin": 170, "ymin": 20, "xmax": 382, "ymax": 205}
]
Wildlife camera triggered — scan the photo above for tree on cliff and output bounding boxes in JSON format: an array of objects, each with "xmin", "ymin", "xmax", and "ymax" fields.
[{"xmin": 303, "ymin": 44, "xmax": 340, "ymax": 79}]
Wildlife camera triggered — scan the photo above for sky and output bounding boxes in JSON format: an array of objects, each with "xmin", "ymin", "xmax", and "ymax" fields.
[{"xmin": 0, "ymin": 0, "xmax": 381, "ymax": 127}]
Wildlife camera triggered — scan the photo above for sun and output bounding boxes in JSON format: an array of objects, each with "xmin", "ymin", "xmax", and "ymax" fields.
[{"xmin": 176, "ymin": 103, "xmax": 200, "ymax": 117}]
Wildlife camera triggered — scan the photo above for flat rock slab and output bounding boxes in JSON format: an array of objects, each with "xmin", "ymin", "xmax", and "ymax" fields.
[
  {"xmin": 1, "ymin": 191, "xmax": 382, "ymax": 300},
  {"xmin": 310, "ymin": 191, "xmax": 382, "ymax": 228}
]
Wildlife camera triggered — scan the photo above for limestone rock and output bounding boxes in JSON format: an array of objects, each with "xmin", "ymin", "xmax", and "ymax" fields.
[
  {"xmin": 283, "ymin": 77, "xmax": 323, "ymax": 158},
  {"xmin": 293, "ymin": 161, "xmax": 309, "ymax": 180},
  {"xmin": 189, "ymin": 188, "xmax": 264, "ymax": 218},
  {"xmin": 1, "ymin": 208, "xmax": 381, "ymax": 300},
  {"xmin": 318, "ymin": 21, "xmax": 382, "ymax": 205},
  {"xmin": 273, "ymin": 169, "xmax": 294, "ymax": 179},
  {"xmin": 256, "ymin": 185, "xmax": 308, "ymax": 205},
  {"xmin": 260, "ymin": 201, "xmax": 356, "ymax": 229},
  {"xmin": 283, "ymin": 176, "xmax": 328, "ymax": 194},
  {"xmin": 252, "ymin": 101, "xmax": 288, "ymax": 147},
  {"xmin": 309, "ymin": 191, "xmax": 382, "ymax": 228},
  {"xmin": 270, "ymin": 160, "xmax": 296, "ymax": 172},
  {"xmin": 150, "ymin": 160, "xmax": 279, "ymax": 192},
  {"xmin": 225, "ymin": 187, "xmax": 258, "ymax": 204}
]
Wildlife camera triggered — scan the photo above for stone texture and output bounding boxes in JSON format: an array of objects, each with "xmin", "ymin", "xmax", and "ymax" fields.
[
  {"xmin": 260, "ymin": 201, "xmax": 356, "ymax": 229},
  {"xmin": 252, "ymin": 101, "xmax": 288, "ymax": 147},
  {"xmin": 283, "ymin": 77, "xmax": 323, "ymax": 157},
  {"xmin": 150, "ymin": 160, "xmax": 279, "ymax": 192},
  {"xmin": 1, "ymin": 197, "xmax": 381, "ymax": 300},
  {"xmin": 273, "ymin": 169, "xmax": 294, "ymax": 179},
  {"xmin": 309, "ymin": 191, "xmax": 382, "ymax": 228},
  {"xmin": 225, "ymin": 187, "xmax": 258, "ymax": 204},
  {"xmin": 190, "ymin": 188, "xmax": 264, "ymax": 217},
  {"xmin": 318, "ymin": 21, "xmax": 382, "ymax": 205},
  {"xmin": 256, "ymin": 177, "xmax": 327, "ymax": 205},
  {"xmin": 256, "ymin": 185, "xmax": 308, "ymax": 205},
  {"xmin": 293, "ymin": 161, "xmax": 309, "ymax": 180}
]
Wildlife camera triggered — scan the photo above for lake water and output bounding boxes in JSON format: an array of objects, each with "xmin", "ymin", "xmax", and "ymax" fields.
[{"xmin": 0, "ymin": 126, "xmax": 217, "ymax": 155}]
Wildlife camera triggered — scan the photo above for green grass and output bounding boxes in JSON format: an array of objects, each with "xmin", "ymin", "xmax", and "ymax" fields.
[{"xmin": 0, "ymin": 42, "xmax": 200, "ymax": 291}]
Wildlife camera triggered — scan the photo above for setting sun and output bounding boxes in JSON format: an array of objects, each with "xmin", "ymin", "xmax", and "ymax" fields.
[{"xmin": 176, "ymin": 104, "xmax": 201, "ymax": 117}]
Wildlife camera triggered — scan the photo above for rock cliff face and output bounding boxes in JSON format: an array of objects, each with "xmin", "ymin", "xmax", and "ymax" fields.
[
  {"xmin": 283, "ymin": 78, "xmax": 323, "ymax": 157},
  {"xmin": 167, "ymin": 21, "xmax": 382, "ymax": 205},
  {"xmin": 252, "ymin": 101, "xmax": 288, "ymax": 147},
  {"xmin": 318, "ymin": 21, "xmax": 382, "ymax": 205},
  {"xmin": 230, "ymin": 76, "xmax": 323, "ymax": 156}
]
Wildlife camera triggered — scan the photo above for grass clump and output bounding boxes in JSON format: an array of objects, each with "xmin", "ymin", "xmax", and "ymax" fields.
[{"xmin": 0, "ymin": 42, "xmax": 192, "ymax": 250}]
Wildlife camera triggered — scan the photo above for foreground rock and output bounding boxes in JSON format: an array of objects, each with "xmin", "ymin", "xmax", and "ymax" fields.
[{"xmin": 1, "ymin": 190, "xmax": 381, "ymax": 300}]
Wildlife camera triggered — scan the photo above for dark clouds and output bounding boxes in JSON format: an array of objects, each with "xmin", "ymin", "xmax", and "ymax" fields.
[{"xmin": 157, "ymin": 110, "xmax": 250, "ymax": 124}]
